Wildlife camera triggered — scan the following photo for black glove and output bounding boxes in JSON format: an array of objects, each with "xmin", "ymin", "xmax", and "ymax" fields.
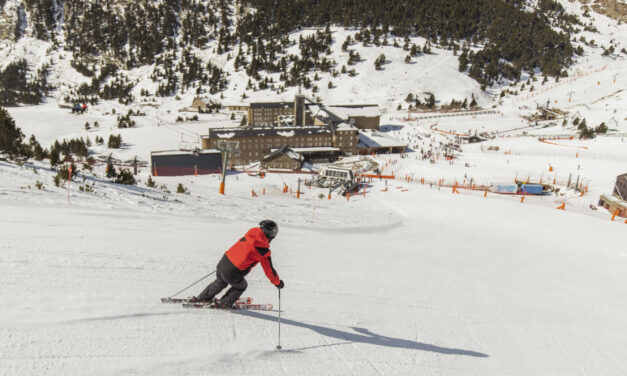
[{"xmin": 276, "ymin": 280, "xmax": 284, "ymax": 289}]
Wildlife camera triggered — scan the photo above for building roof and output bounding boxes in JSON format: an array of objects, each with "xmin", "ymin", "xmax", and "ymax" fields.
[
  {"xmin": 262, "ymin": 146, "xmax": 304, "ymax": 162},
  {"xmin": 306, "ymin": 104, "xmax": 344, "ymax": 125},
  {"xmin": 151, "ymin": 149, "xmax": 221, "ymax": 157},
  {"xmin": 601, "ymin": 193, "xmax": 626, "ymax": 204},
  {"xmin": 326, "ymin": 105, "xmax": 381, "ymax": 118},
  {"xmin": 335, "ymin": 122, "xmax": 359, "ymax": 131},
  {"xmin": 206, "ymin": 126, "xmax": 332, "ymax": 139},
  {"xmin": 272, "ymin": 147, "xmax": 340, "ymax": 153},
  {"xmin": 250, "ymin": 101, "xmax": 293, "ymax": 109},
  {"xmin": 357, "ymin": 130, "xmax": 407, "ymax": 148}
]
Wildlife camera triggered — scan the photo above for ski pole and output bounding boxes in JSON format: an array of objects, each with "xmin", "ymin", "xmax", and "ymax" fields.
[
  {"xmin": 168, "ymin": 271, "xmax": 216, "ymax": 298},
  {"xmin": 276, "ymin": 288, "xmax": 282, "ymax": 350}
]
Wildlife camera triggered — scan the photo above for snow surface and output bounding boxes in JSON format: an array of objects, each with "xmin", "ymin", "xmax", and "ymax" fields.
[{"xmin": 1, "ymin": 157, "xmax": 626, "ymax": 375}]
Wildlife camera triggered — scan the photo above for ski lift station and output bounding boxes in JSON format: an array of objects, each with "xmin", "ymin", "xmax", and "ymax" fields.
[{"xmin": 319, "ymin": 166, "xmax": 354, "ymax": 182}]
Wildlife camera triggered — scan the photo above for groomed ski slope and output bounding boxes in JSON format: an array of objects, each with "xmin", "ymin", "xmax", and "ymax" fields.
[{"xmin": 1, "ymin": 170, "xmax": 626, "ymax": 376}]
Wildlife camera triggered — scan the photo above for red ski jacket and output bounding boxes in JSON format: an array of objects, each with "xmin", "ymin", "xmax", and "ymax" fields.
[{"xmin": 225, "ymin": 227, "xmax": 280, "ymax": 285}]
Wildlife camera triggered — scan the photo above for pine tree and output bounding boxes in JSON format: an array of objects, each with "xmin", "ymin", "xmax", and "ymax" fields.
[
  {"xmin": 427, "ymin": 94, "xmax": 436, "ymax": 109},
  {"xmin": 470, "ymin": 95, "xmax": 477, "ymax": 108},
  {"xmin": 0, "ymin": 107, "xmax": 25, "ymax": 158},
  {"xmin": 49, "ymin": 147, "xmax": 60, "ymax": 169}
]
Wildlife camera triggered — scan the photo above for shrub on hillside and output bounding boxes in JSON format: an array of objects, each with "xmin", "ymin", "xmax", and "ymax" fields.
[
  {"xmin": 115, "ymin": 169, "xmax": 136, "ymax": 185},
  {"xmin": 54, "ymin": 163, "xmax": 78, "ymax": 186},
  {"xmin": 107, "ymin": 134, "xmax": 122, "ymax": 149}
]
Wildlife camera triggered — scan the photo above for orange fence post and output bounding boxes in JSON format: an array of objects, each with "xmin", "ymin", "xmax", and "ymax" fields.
[
  {"xmin": 557, "ymin": 203, "xmax": 566, "ymax": 210},
  {"xmin": 520, "ymin": 196, "xmax": 525, "ymax": 203},
  {"xmin": 484, "ymin": 190, "xmax": 488, "ymax": 198},
  {"xmin": 611, "ymin": 209, "xmax": 619, "ymax": 221}
]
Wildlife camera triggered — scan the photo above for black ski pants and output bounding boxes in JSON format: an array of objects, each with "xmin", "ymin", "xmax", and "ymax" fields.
[{"xmin": 197, "ymin": 270, "xmax": 247, "ymax": 306}]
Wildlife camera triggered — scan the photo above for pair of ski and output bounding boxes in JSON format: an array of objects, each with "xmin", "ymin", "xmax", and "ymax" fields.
[{"xmin": 161, "ymin": 297, "xmax": 273, "ymax": 311}]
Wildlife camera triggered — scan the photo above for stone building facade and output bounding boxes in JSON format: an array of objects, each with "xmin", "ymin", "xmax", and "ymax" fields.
[
  {"xmin": 202, "ymin": 126, "xmax": 334, "ymax": 165},
  {"xmin": 247, "ymin": 102, "xmax": 294, "ymax": 126}
]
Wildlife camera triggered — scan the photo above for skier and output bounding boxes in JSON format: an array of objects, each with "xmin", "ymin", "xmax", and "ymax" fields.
[{"xmin": 193, "ymin": 220, "xmax": 284, "ymax": 308}]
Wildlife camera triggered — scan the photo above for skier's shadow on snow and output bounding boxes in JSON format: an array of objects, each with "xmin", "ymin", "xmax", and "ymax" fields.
[{"xmin": 237, "ymin": 311, "xmax": 488, "ymax": 357}]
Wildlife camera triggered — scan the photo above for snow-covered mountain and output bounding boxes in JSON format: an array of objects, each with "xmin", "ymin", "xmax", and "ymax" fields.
[{"xmin": 0, "ymin": 0, "xmax": 611, "ymax": 112}]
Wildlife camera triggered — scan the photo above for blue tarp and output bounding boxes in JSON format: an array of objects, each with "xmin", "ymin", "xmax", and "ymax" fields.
[
  {"xmin": 521, "ymin": 184, "xmax": 544, "ymax": 195},
  {"xmin": 495, "ymin": 184, "xmax": 518, "ymax": 194}
]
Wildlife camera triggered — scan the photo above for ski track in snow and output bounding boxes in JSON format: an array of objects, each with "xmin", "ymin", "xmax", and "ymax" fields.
[{"xmin": 1, "ymin": 171, "xmax": 626, "ymax": 375}]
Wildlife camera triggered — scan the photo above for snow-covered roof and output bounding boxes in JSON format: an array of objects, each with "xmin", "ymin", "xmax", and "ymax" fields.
[
  {"xmin": 601, "ymin": 193, "xmax": 625, "ymax": 204},
  {"xmin": 151, "ymin": 149, "xmax": 221, "ymax": 157},
  {"xmin": 216, "ymin": 132, "xmax": 236, "ymax": 139},
  {"xmin": 335, "ymin": 122, "xmax": 358, "ymax": 131},
  {"xmin": 357, "ymin": 130, "xmax": 407, "ymax": 148},
  {"xmin": 277, "ymin": 131, "xmax": 295, "ymax": 137},
  {"xmin": 326, "ymin": 105, "xmax": 381, "ymax": 118},
  {"xmin": 207, "ymin": 126, "xmax": 331, "ymax": 139},
  {"xmin": 262, "ymin": 146, "xmax": 304, "ymax": 162},
  {"xmin": 271, "ymin": 147, "xmax": 340, "ymax": 153},
  {"xmin": 306, "ymin": 104, "xmax": 343, "ymax": 124}
]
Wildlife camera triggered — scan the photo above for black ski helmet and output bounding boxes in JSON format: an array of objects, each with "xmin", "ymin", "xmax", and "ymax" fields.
[{"xmin": 259, "ymin": 219, "xmax": 278, "ymax": 240}]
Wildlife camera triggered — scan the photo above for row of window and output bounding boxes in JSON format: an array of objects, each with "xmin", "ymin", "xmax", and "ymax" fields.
[{"xmin": 239, "ymin": 136, "xmax": 330, "ymax": 143}]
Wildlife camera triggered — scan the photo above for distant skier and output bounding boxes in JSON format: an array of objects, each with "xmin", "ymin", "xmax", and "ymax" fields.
[
  {"xmin": 81, "ymin": 102, "xmax": 87, "ymax": 113},
  {"xmin": 193, "ymin": 220, "xmax": 284, "ymax": 308}
]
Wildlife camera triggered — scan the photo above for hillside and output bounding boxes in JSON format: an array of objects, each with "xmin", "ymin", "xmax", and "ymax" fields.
[{"xmin": 0, "ymin": 0, "xmax": 588, "ymax": 108}]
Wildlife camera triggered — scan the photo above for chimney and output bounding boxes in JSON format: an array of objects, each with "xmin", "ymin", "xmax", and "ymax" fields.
[{"xmin": 294, "ymin": 94, "xmax": 305, "ymax": 126}]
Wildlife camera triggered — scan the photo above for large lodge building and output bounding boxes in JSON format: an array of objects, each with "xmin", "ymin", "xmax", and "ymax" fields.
[
  {"xmin": 201, "ymin": 95, "xmax": 386, "ymax": 167},
  {"xmin": 201, "ymin": 124, "xmax": 359, "ymax": 166},
  {"xmin": 155, "ymin": 95, "xmax": 405, "ymax": 175}
]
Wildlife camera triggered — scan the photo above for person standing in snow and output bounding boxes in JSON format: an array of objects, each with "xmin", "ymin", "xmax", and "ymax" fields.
[{"xmin": 193, "ymin": 220, "xmax": 284, "ymax": 308}]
